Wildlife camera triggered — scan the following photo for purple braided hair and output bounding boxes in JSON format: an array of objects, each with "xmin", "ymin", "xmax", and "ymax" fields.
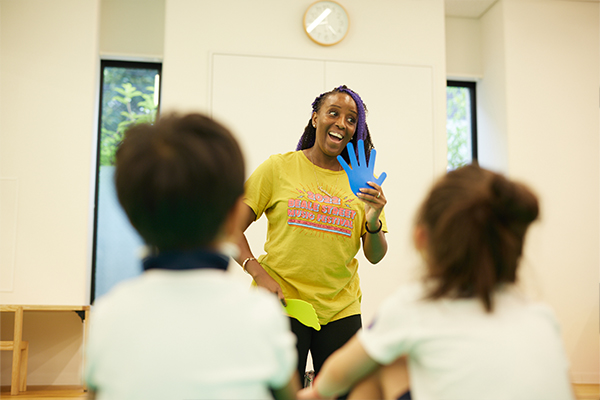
[
  {"xmin": 295, "ymin": 85, "xmax": 368, "ymax": 152},
  {"xmin": 336, "ymin": 86, "xmax": 367, "ymax": 143}
]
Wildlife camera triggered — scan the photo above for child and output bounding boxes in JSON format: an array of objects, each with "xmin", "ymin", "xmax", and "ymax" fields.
[
  {"xmin": 298, "ymin": 164, "xmax": 574, "ymax": 400},
  {"xmin": 85, "ymin": 113, "xmax": 298, "ymax": 399}
]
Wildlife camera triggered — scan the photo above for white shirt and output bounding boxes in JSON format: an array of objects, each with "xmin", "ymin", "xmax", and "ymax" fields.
[
  {"xmin": 358, "ymin": 283, "xmax": 574, "ymax": 400},
  {"xmin": 85, "ymin": 269, "xmax": 296, "ymax": 400}
]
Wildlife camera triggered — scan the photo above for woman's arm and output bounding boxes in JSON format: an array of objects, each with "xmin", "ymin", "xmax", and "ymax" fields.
[
  {"xmin": 362, "ymin": 221, "xmax": 388, "ymax": 264},
  {"xmin": 358, "ymin": 182, "xmax": 388, "ymax": 264},
  {"xmin": 236, "ymin": 203, "xmax": 286, "ymax": 305}
]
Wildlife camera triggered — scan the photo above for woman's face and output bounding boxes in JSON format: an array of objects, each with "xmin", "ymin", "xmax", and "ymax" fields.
[{"xmin": 311, "ymin": 92, "xmax": 357, "ymax": 158}]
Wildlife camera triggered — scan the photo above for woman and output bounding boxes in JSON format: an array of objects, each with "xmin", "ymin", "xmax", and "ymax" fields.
[{"xmin": 237, "ymin": 85, "xmax": 389, "ymax": 386}]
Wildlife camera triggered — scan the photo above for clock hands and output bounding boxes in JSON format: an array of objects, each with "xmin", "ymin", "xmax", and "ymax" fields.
[
  {"xmin": 304, "ymin": 1, "xmax": 349, "ymax": 46},
  {"xmin": 306, "ymin": 8, "xmax": 332, "ymax": 33}
]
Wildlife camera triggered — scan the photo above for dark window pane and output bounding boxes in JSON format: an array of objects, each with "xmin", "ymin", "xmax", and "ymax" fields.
[
  {"xmin": 92, "ymin": 61, "xmax": 161, "ymax": 303},
  {"xmin": 446, "ymin": 81, "xmax": 477, "ymax": 170}
]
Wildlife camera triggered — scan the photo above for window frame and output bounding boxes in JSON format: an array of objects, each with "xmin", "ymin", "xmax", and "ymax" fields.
[
  {"xmin": 447, "ymin": 80, "xmax": 478, "ymax": 163},
  {"xmin": 90, "ymin": 59, "xmax": 162, "ymax": 303}
]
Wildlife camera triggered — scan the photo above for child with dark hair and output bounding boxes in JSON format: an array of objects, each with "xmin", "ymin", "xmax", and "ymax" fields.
[
  {"xmin": 238, "ymin": 85, "xmax": 389, "ymax": 387},
  {"xmin": 299, "ymin": 164, "xmax": 574, "ymax": 400},
  {"xmin": 85, "ymin": 113, "xmax": 298, "ymax": 400}
]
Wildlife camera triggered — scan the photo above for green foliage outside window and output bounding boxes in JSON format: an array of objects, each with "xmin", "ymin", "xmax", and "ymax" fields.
[
  {"xmin": 99, "ymin": 67, "xmax": 159, "ymax": 166},
  {"xmin": 446, "ymin": 86, "xmax": 471, "ymax": 170}
]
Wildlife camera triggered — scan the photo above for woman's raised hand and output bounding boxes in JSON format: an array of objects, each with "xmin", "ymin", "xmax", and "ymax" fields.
[{"xmin": 337, "ymin": 139, "xmax": 387, "ymax": 197}]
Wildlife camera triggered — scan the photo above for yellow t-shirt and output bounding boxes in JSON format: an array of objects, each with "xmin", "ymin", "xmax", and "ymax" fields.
[{"xmin": 244, "ymin": 151, "xmax": 387, "ymax": 325}]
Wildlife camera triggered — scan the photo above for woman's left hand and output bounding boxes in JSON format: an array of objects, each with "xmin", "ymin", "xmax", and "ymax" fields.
[{"xmin": 357, "ymin": 181, "xmax": 386, "ymax": 224}]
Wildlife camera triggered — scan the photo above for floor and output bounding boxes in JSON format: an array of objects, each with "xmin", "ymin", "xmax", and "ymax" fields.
[
  {"xmin": 0, "ymin": 386, "xmax": 87, "ymax": 399},
  {"xmin": 1, "ymin": 384, "xmax": 599, "ymax": 399}
]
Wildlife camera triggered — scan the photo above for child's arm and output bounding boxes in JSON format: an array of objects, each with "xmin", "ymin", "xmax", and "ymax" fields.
[
  {"xmin": 270, "ymin": 371, "xmax": 300, "ymax": 400},
  {"xmin": 298, "ymin": 334, "xmax": 380, "ymax": 399}
]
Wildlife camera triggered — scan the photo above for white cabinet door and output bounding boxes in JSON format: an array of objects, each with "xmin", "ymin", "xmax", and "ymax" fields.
[{"xmin": 211, "ymin": 54, "xmax": 434, "ymax": 323}]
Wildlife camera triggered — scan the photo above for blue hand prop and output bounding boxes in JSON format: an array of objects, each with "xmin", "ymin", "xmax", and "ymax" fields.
[{"xmin": 337, "ymin": 140, "xmax": 387, "ymax": 195}]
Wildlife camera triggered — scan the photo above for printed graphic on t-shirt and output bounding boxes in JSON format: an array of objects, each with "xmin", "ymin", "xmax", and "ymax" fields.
[{"xmin": 287, "ymin": 189, "xmax": 358, "ymax": 237}]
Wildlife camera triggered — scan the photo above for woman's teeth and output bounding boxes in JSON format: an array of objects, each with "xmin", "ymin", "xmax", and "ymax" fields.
[{"xmin": 329, "ymin": 132, "xmax": 343, "ymax": 140}]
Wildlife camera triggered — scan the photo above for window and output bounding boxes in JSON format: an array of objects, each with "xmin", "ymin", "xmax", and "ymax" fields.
[
  {"xmin": 91, "ymin": 60, "xmax": 162, "ymax": 303},
  {"xmin": 446, "ymin": 80, "xmax": 477, "ymax": 170}
]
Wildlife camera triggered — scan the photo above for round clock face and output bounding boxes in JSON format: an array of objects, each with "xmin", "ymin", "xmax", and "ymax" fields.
[{"xmin": 303, "ymin": 1, "xmax": 349, "ymax": 46}]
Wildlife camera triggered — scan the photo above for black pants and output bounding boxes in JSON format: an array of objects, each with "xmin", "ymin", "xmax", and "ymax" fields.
[{"xmin": 290, "ymin": 314, "xmax": 362, "ymax": 387}]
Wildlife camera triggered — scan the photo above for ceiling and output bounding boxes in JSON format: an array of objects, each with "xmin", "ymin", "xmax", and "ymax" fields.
[{"xmin": 445, "ymin": 0, "xmax": 599, "ymax": 18}]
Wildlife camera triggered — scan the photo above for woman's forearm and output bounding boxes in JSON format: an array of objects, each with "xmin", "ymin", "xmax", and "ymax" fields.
[
  {"xmin": 362, "ymin": 223, "xmax": 388, "ymax": 264},
  {"xmin": 235, "ymin": 204, "xmax": 259, "ymax": 270},
  {"xmin": 235, "ymin": 204, "xmax": 286, "ymax": 304}
]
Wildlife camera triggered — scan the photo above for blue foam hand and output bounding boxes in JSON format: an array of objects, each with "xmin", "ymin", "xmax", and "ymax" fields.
[{"xmin": 337, "ymin": 140, "xmax": 387, "ymax": 196}]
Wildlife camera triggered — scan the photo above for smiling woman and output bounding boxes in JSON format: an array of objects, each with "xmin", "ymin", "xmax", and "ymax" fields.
[
  {"xmin": 297, "ymin": 86, "xmax": 373, "ymax": 166},
  {"xmin": 309, "ymin": 91, "xmax": 357, "ymax": 161},
  {"xmin": 236, "ymin": 85, "xmax": 390, "ymax": 389}
]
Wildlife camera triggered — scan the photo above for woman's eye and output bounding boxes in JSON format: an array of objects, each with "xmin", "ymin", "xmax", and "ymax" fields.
[
  {"xmin": 329, "ymin": 110, "xmax": 338, "ymax": 116},
  {"xmin": 347, "ymin": 117, "xmax": 356, "ymax": 124}
]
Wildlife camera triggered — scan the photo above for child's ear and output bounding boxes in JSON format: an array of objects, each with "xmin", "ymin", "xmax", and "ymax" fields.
[
  {"xmin": 214, "ymin": 196, "xmax": 245, "ymax": 253},
  {"xmin": 223, "ymin": 196, "xmax": 246, "ymax": 239},
  {"xmin": 413, "ymin": 224, "xmax": 429, "ymax": 254}
]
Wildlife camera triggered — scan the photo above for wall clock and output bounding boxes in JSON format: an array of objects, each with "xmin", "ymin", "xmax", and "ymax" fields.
[{"xmin": 303, "ymin": 1, "xmax": 349, "ymax": 46}]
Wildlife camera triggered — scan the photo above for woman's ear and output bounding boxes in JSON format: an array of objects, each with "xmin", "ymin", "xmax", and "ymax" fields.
[{"xmin": 311, "ymin": 111, "xmax": 317, "ymax": 128}]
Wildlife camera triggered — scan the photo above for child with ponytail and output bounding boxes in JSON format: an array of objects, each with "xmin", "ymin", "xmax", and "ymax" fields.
[{"xmin": 299, "ymin": 164, "xmax": 574, "ymax": 400}]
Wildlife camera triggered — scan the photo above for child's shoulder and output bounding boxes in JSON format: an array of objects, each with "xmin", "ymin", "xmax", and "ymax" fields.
[
  {"xmin": 387, "ymin": 282, "xmax": 428, "ymax": 305},
  {"xmin": 497, "ymin": 288, "xmax": 561, "ymax": 323},
  {"xmin": 375, "ymin": 282, "xmax": 429, "ymax": 320}
]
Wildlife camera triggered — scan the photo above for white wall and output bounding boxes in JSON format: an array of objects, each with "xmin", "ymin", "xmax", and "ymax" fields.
[
  {"xmin": 161, "ymin": 0, "xmax": 448, "ymax": 177},
  {"xmin": 0, "ymin": 0, "xmax": 100, "ymax": 385},
  {"xmin": 478, "ymin": 2, "xmax": 510, "ymax": 173},
  {"xmin": 100, "ymin": 0, "xmax": 164, "ymax": 59},
  {"xmin": 0, "ymin": 0, "xmax": 99, "ymax": 306},
  {"xmin": 445, "ymin": 16, "xmax": 482, "ymax": 79}
]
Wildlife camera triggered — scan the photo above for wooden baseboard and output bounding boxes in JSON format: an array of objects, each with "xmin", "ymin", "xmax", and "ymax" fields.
[{"xmin": 573, "ymin": 383, "xmax": 600, "ymax": 400}]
